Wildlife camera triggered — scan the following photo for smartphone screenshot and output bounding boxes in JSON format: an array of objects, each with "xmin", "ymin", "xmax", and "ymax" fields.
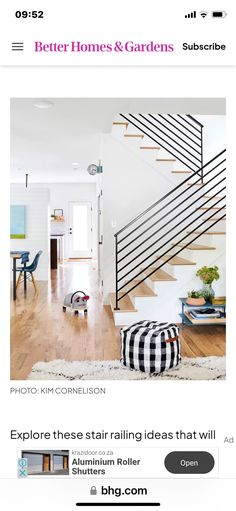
[{"xmin": 0, "ymin": 1, "xmax": 235, "ymax": 509}]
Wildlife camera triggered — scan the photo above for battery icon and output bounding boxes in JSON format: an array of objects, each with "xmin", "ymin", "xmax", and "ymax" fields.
[{"xmin": 212, "ymin": 11, "xmax": 227, "ymax": 18}]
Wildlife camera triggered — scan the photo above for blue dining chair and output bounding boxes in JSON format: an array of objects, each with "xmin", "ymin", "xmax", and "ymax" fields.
[{"xmin": 16, "ymin": 250, "xmax": 43, "ymax": 292}]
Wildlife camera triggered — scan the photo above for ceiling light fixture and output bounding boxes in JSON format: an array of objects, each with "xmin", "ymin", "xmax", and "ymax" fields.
[{"xmin": 33, "ymin": 100, "xmax": 54, "ymax": 109}]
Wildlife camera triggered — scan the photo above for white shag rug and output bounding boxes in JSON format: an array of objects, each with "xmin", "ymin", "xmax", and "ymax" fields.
[{"xmin": 27, "ymin": 357, "xmax": 226, "ymax": 381}]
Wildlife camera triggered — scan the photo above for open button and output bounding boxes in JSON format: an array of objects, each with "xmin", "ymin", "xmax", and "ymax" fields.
[{"xmin": 165, "ymin": 451, "xmax": 215, "ymax": 474}]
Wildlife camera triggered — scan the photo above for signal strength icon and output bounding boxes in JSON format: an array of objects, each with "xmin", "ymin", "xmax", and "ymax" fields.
[
  {"xmin": 185, "ymin": 11, "xmax": 196, "ymax": 18},
  {"xmin": 200, "ymin": 11, "xmax": 208, "ymax": 18}
]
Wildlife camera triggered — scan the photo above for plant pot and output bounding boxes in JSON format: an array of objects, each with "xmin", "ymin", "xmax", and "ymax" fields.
[
  {"xmin": 201, "ymin": 283, "xmax": 215, "ymax": 301},
  {"xmin": 186, "ymin": 297, "xmax": 206, "ymax": 306}
]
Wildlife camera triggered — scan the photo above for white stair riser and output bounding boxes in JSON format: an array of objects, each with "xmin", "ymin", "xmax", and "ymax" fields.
[
  {"xmin": 172, "ymin": 247, "xmax": 215, "ymax": 263},
  {"xmin": 201, "ymin": 220, "xmax": 226, "ymax": 232},
  {"xmin": 112, "ymin": 124, "xmax": 185, "ymax": 176},
  {"xmin": 113, "ymin": 310, "xmax": 140, "ymax": 326},
  {"xmin": 113, "ymin": 304, "xmax": 179, "ymax": 325},
  {"xmin": 149, "ymin": 279, "xmax": 176, "ymax": 295}
]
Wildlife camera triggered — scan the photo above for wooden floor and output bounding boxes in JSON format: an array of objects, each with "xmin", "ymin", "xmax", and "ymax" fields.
[{"xmin": 10, "ymin": 260, "xmax": 226, "ymax": 380}]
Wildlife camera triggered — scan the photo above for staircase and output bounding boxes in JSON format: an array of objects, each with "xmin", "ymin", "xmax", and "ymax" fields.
[{"xmin": 109, "ymin": 114, "xmax": 226, "ymax": 325}]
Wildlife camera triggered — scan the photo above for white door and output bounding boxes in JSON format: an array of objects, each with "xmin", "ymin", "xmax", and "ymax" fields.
[{"xmin": 68, "ymin": 201, "xmax": 92, "ymax": 258}]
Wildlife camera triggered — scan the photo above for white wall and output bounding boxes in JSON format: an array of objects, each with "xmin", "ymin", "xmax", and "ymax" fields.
[
  {"xmin": 10, "ymin": 186, "xmax": 50, "ymax": 280},
  {"xmin": 196, "ymin": 115, "xmax": 225, "ymax": 164},
  {"xmin": 47, "ymin": 183, "xmax": 98, "ymax": 259}
]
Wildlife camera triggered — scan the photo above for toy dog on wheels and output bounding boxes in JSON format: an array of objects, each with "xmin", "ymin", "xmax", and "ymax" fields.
[{"xmin": 62, "ymin": 290, "xmax": 90, "ymax": 316}]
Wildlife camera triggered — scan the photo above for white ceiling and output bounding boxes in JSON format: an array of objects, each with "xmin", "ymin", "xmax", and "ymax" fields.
[{"xmin": 11, "ymin": 98, "xmax": 225, "ymax": 183}]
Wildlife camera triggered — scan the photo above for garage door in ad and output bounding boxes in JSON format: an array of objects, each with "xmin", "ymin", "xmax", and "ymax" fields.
[
  {"xmin": 22, "ymin": 453, "xmax": 43, "ymax": 474},
  {"xmin": 53, "ymin": 455, "xmax": 63, "ymax": 471}
]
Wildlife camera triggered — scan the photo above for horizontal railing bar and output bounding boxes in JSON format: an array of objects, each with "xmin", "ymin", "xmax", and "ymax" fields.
[
  {"xmin": 118, "ymin": 171, "xmax": 225, "ymax": 252},
  {"xmin": 168, "ymin": 114, "xmax": 201, "ymax": 140},
  {"xmin": 157, "ymin": 114, "xmax": 201, "ymax": 149},
  {"xmin": 117, "ymin": 176, "xmax": 226, "ymax": 258},
  {"xmin": 118, "ymin": 205, "xmax": 226, "ymax": 294},
  {"xmin": 187, "ymin": 114, "xmax": 204, "ymax": 128},
  {"xmin": 117, "ymin": 158, "xmax": 226, "ymax": 243},
  {"xmin": 122, "ymin": 113, "xmax": 200, "ymax": 172},
  {"xmin": 115, "ymin": 142, "xmax": 226, "ymax": 237},
  {"xmin": 137, "ymin": 114, "xmax": 202, "ymax": 164},
  {"xmin": 186, "ymin": 114, "xmax": 204, "ymax": 131},
  {"xmin": 117, "ymin": 196, "xmax": 225, "ymax": 284},
  {"xmin": 177, "ymin": 114, "xmax": 202, "ymax": 134},
  {"xmin": 117, "ymin": 212, "xmax": 225, "ymax": 301},
  {"xmin": 148, "ymin": 114, "xmax": 202, "ymax": 157}
]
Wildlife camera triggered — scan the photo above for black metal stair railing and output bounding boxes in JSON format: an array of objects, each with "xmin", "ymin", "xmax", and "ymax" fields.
[
  {"xmin": 120, "ymin": 113, "xmax": 204, "ymax": 178},
  {"xmin": 114, "ymin": 149, "xmax": 226, "ymax": 309}
]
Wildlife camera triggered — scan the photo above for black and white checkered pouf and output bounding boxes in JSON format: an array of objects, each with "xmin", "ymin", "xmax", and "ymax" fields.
[{"xmin": 121, "ymin": 321, "xmax": 181, "ymax": 373}]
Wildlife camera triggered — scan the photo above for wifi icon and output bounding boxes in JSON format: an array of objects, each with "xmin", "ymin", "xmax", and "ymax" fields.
[{"xmin": 200, "ymin": 11, "xmax": 208, "ymax": 18}]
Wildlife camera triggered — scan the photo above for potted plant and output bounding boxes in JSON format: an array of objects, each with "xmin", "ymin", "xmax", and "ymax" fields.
[
  {"xmin": 196, "ymin": 265, "xmax": 220, "ymax": 300},
  {"xmin": 186, "ymin": 290, "xmax": 206, "ymax": 306}
]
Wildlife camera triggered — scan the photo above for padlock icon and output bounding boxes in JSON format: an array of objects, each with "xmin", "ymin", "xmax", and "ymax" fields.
[{"xmin": 90, "ymin": 486, "xmax": 97, "ymax": 496}]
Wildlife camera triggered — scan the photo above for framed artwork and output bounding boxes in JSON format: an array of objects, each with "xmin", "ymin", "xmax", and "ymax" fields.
[
  {"xmin": 10, "ymin": 205, "xmax": 26, "ymax": 239},
  {"xmin": 52, "ymin": 209, "xmax": 64, "ymax": 221},
  {"xmin": 54, "ymin": 209, "xmax": 63, "ymax": 216}
]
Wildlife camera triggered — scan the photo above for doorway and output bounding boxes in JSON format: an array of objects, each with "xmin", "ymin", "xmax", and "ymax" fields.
[
  {"xmin": 68, "ymin": 201, "xmax": 92, "ymax": 258},
  {"xmin": 97, "ymin": 193, "xmax": 103, "ymax": 280}
]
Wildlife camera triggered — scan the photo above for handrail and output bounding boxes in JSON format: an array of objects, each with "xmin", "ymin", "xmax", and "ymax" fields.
[
  {"xmin": 114, "ymin": 148, "xmax": 226, "ymax": 309},
  {"xmin": 115, "ymin": 148, "xmax": 226, "ymax": 236}
]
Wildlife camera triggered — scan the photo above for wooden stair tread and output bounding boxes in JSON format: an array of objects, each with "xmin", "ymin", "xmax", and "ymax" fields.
[
  {"xmin": 124, "ymin": 134, "xmax": 144, "ymax": 139},
  {"xmin": 140, "ymin": 146, "xmax": 160, "ymax": 150},
  {"xmin": 156, "ymin": 158, "xmax": 176, "ymax": 162},
  {"xmin": 161, "ymin": 255, "xmax": 196, "ymax": 265},
  {"xmin": 204, "ymin": 195, "xmax": 224, "ymax": 200},
  {"xmin": 172, "ymin": 170, "xmax": 192, "ymax": 174},
  {"xmin": 187, "ymin": 182, "xmax": 204, "ymax": 187},
  {"xmin": 187, "ymin": 231, "xmax": 226, "ymax": 235},
  {"xmin": 172, "ymin": 243, "xmax": 216, "ymax": 250},
  {"xmin": 143, "ymin": 268, "xmax": 177, "ymax": 282},
  {"xmin": 204, "ymin": 217, "xmax": 226, "ymax": 221},
  {"xmin": 113, "ymin": 121, "xmax": 128, "ymax": 127},
  {"xmin": 110, "ymin": 293, "xmax": 137, "ymax": 313},
  {"xmin": 199, "ymin": 206, "xmax": 225, "ymax": 211},
  {"xmin": 127, "ymin": 280, "xmax": 157, "ymax": 297}
]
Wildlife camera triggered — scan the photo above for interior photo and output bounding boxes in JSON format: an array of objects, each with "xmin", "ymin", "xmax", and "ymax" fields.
[{"xmin": 10, "ymin": 98, "xmax": 226, "ymax": 381}]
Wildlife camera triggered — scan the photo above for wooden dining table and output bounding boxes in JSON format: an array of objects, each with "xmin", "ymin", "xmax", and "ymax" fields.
[{"xmin": 10, "ymin": 251, "xmax": 30, "ymax": 300}]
